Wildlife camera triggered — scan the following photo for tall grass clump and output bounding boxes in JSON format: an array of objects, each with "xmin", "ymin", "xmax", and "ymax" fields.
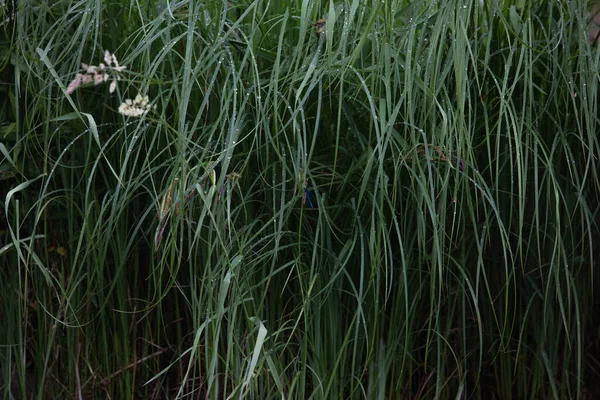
[{"xmin": 1, "ymin": 0, "xmax": 599, "ymax": 398}]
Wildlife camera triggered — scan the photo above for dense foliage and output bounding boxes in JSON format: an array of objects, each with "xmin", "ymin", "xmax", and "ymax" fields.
[{"xmin": 1, "ymin": 0, "xmax": 599, "ymax": 398}]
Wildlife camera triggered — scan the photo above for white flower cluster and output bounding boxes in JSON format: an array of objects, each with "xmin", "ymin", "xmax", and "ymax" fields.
[
  {"xmin": 66, "ymin": 50, "xmax": 126, "ymax": 94},
  {"xmin": 118, "ymin": 94, "xmax": 155, "ymax": 117}
]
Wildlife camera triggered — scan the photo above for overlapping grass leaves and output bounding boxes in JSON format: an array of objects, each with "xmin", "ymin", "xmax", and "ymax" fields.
[{"xmin": 1, "ymin": 0, "xmax": 599, "ymax": 398}]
